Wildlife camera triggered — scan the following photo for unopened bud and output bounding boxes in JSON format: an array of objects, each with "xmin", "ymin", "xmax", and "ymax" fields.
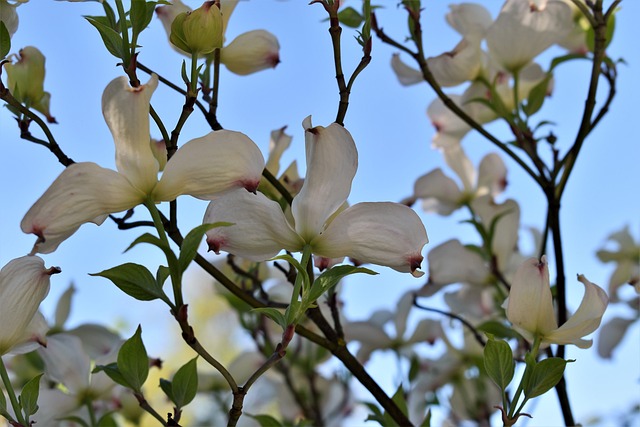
[
  {"xmin": 221, "ymin": 29, "xmax": 280, "ymax": 76},
  {"xmin": 170, "ymin": 1, "xmax": 223, "ymax": 55},
  {"xmin": 3, "ymin": 46, "xmax": 55, "ymax": 122}
]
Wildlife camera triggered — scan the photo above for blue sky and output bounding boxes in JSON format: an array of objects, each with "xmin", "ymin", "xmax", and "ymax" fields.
[{"xmin": 1, "ymin": 1, "xmax": 638, "ymax": 425}]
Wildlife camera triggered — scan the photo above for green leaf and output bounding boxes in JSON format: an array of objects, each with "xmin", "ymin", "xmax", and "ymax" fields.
[
  {"xmin": 247, "ymin": 414, "xmax": 284, "ymax": 427},
  {"xmin": 93, "ymin": 363, "xmax": 131, "ymax": 389},
  {"xmin": 253, "ymin": 307, "xmax": 287, "ymax": 330},
  {"xmin": 91, "ymin": 263, "xmax": 163, "ymax": 301},
  {"xmin": 118, "ymin": 325, "xmax": 149, "ymax": 392},
  {"xmin": 483, "ymin": 336, "xmax": 515, "ymax": 391},
  {"xmin": 587, "ymin": 13, "xmax": 616, "ymax": 52},
  {"xmin": 179, "ymin": 222, "xmax": 232, "ymax": 273},
  {"xmin": 522, "ymin": 75, "xmax": 551, "ymax": 117},
  {"xmin": 126, "ymin": 233, "xmax": 175, "ymax": 262},
  {"xmin": 476, "ymin": 321, "xmax": 520, "ymax": 339},
  {"xmin": 0, "ymin": 379, "xmax": 6, "ymax": 411},
  {"xmin": 524, "ymin": 357, "xmax": 570, "ymax": 398},
  {"xmin": 549, "ymin": 53, "xmax": 588, "ymax": 72},
  {"xmin": 130, "ymin": 0, "xmax": 149, "ymax": 40},
  {"xmin": 95, "ymin": 413, "xmax": 118, "ymax": 427},
  {"xmin": 308, "ymin": 265, "xmax": 377, "ymax": 302},
  {"xmin": 156, "ymin": 265, "xmax": 171, "ymax": 287},
  {"xmin": 159, "ymin": 378, "xmax": 174, "ymax": 402},
  {"xmin": 172, "ymin": 357, "xmax": 198, "ymax": 408},
  {"xmin": 420, "ymin": 409, "xmax": 432, "ymax": 427},
  {"xmin": 338, "ymin": 7, "xmax": 364, "ymax": 28},
  {"xmin": 85, "ymin": 16, "xmax": 124, "ymax": 59},
  {"xmin": 19, "ymin": 373, "xmax": 43, "ymax": 417},
  {"xmin": 0, "ymin": 21, "xmax": 10, "ymax": 59}
]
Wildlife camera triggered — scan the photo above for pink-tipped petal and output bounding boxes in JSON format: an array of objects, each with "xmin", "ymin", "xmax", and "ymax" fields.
[
  {"xmin": 21, "ymin": 163, "xmax": 144, "ymax": 254},
  {"xmin": 313, "ymin": 202, "xmax": 428, "ymax": 277},
  {"xmin": 102, "ymin": 75, "xmax": 159, "ymax": 194},
  {"xmin": 546, "ymin": 274, "xmax": 608, "ymax": 348},
  {"xmin": 292, "ymin": 116, "xmax": 357, "ymax": 241},
  {"xmin": 155, "ymin": 130, "xmax": 265, "ymax": 201},
  {"xmin": 203, "ymin": 190, "xmax": 304, "ymax": 261}
]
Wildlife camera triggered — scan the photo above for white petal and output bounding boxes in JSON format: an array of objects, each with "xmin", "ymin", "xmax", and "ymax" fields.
[
  {"xmin": 426, "ymin": 38, "xmax": 482, "ymax": 87},
  {"xmin": 102, "ymin": 75, "xmax": 159, "ymax": 193},
  {"xmin": 486, "ymin": 0, "xmax": 572, "ymax": 71},
  {"xmin": 21, "ymin": 163, "xmax": 143, "ymax": 254},
  {"xmin": 506, "ymin": 256, "xmax": 558, "ymax": 339},
  {"xmin": 221, "ymin": 29, "xmax": 280, "ymax": 76},
  {"xmin": 477, "ymin": 153, "xmax": 507, "ymax": 197},
  {"xmin": 39, "ymin": 334, "xmax": 91, "ymax": 395},
  {"xmin": 394, "ymin": 291, "xmax": 415, "ymax": 339},
  {"xmin": 154, "ymin": 130, "xmax": 265, "ymax": 201},
  {"xmin": 292, "ymin": 117, "xmax": 357, "ymax": 241},
  {"xmin": 413, "ymin": 169, "xmax": 462, "ymax": 216},
  {"xmin": 345, "ymin": 321, "xmax": 392, "ymax": 348},
  {"xmin": 472, "ymin": 196, "xmax": 520, "ymax": 270},
  {"xmin": 428, "ymin": 239, "xmax": 490, "ymax": 287},
  {"xmin": 391, "ymin": 53, "xmax": 423, "ymax": 86},
  {"xmin": 597, "ymin": 317, "xmax": 636, "ymax": 359},
  {"xmin": 0, "ymin": 1, "xmax": 19, "ymax": 37},
  {"xmin": 407, "ymin": 318, "xmax": 444, "ymax": 344},
  {"xmin": 8, "ymin": 311, "xmax": 49, "ymax": 355},
  {"xmin": 203, "ymin": 189, "xmax": 304, "ymax": 261},
  {"xmin": 313, "ymin": 202, "xmax": 429, "ymax": 277},
  {"xmin": 441, "ymin": 143, "xmax": 475, "ymax": 194},
  {"xmin": 426, "ymin": 96, "xmax": 471, "ymax": 149},
  {"xmin": 265, "ymin": 126, "xmax": 293, "ymax": 175},
  {"xmin": 445, "ymin": 3, "xmax": 493, "ymax": 40},
  {"xmin": 0, "ymin": 256, "xmax": 52, "ymax": 355},
  {"xmin": 545, "ymin": 274, "xmax": 608, "ymax": 348}
]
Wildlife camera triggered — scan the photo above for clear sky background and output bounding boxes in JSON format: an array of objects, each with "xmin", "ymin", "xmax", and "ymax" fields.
[{"xmin": 1, "ymin": 1, "xmax": 639, "ymax": 426}]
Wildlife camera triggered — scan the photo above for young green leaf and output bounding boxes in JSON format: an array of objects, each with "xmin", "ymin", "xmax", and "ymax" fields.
[
  {"xmin": 93, "ymin": 363, "xmax": 131, "ymax": 389},
  {"xmin": 171, "ymin": 357, "xmax": 198, "ymax": 408},
  {"xmin": 524, "ymin": 357, "xmax": 570, "ymax": 398},
  {"xmin": 179, "ymin": 222, "xmax": 232, "ymax": 273},
  {"xmin": 522, "ymin": 75, "xmax": 551, "ymax": 117},
  {"xmin": 95, "ymin": 413, "xmax": 118, "ymax": 427},
  {"xmin": 308, "ymin": 265, "xmax": 377, "ymax": 302},
  {"xmin": 117, "ymin": 325, "xmax": 149, "ymax": 392},
  {"xmin": 85, "ymin": 17, "xmax": 124, "ymax": 59},
  {"xmin": 338, "ymin": 7, "xmax": 364, "ymax": 28},
  {"xmin": 159, "ymin": 378, "xmax": 175, "ymax": 403},
  {"xmin": 19, "ymin": 373, "xmax": 43, "ymax": 417},
  {"xmin": 246, "ymin": 414, "xmax": 284, "ymax": 427},
  {"xmin": 483, "ymin": 336, "xmax": 515, "ymax": 391},
  {"xmin": 0, "ymin": 21, "xmax": 10, "ymax": 59},
  {"xmin": 253, "ymin": 307, "xmax": 287, "ymax": 331},
  {"xmin": 91, "ymin": 263, "xmax": 163, "ymax": 301}
]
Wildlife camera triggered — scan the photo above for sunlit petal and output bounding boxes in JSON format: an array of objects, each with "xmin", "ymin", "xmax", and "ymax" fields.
[
  {"xmin": 413, "ymin": 169, "xmax": 462, "ymax": 216},
  {"xmin": 545, "ymin": 274, "xmax": 608, "ymax": 348},
  {"xmin": 203, "ymin": 189, "xmax": 304, "ymax": 261},
  {"xmin": 154, "ymin": 130, "xmax": 265, "ymax": 201},
  {"xmin": 391, "ymin": 53, "xmax": 423, "ymax": 86},
  {"xmin": 313, "ymin": 202, "xmax": 428, "ymax": 277},
  {"xmin": 21, "ymin": 163, "xmax": 143, "ymax": 254},
  {"xmin": 102, "ymin": 75, "xmax": 159, "ymax": 193},
  {"xmin": 292, "ymin": 116, "xmax": 357, "ymax": 241}
]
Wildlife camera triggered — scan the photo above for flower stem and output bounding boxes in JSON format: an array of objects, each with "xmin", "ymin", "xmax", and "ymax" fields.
[{"xmin": 0, "ymin": 356, "xmax": 26, "ymax": 427}]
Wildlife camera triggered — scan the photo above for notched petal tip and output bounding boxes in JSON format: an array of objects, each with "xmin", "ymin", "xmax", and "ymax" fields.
[
  {"xmin": 45, "ymin": 266, "xmax": 62, "ymax": 276},
  {"xmin": 410, "ymin": 255, "xmax": 425, "ymax": 278},
  {"xmin": 206, "ymin": 237, "xmax": 224, "ymax": 255}
]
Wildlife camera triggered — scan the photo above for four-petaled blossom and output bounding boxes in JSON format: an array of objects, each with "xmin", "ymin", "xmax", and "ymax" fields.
[
  {"xmin": 21, "ymin": 75, "xmax": 265, "ymax": 254},
  {"xmin": 0, "ymin": 255, "xmax": 59, "ymax": 356},
  {"xmin": 506, "ymin": 256, "xmax": 608, "ymax": 348},
  {"xmin": 204, "ymin": 116, "xmax": 429, "ymax": 277},
  {"xmin": 596, "ymin": 225, "xmax": 640, "ymax": 301}
]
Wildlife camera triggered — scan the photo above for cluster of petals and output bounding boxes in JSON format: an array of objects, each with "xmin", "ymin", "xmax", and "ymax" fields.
[
  {"xmin": 156, "ymin": 0, "xmax": 280, "ymax": 76},
  {"xmin": 506, "ymin": 256, "xmax": 608, "ymax": 348},
  {"xmin": 204, "ymin": 116, "xmax": 429, "ymax": 277},
  {"xmin": 0, "ymin": 255, "xmax": 57, "ymax": 356},
  {"xmin": 596, "ymin": 225, "xmax": 640, "ymax": 301},
  {"xmin": 344, "ymin": 290, "xmax": 443, "ymax": 363},
  {"xmin": 21, "ymin": 75, "xmax": 265, "ymax": 254},
  {"xmin": 412, "ymin": 144, "xmax": 507, "ymax": 215}
]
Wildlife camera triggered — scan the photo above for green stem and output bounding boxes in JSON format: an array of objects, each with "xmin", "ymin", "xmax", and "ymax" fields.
[
  {"xmin": 114, "ymin": 0, "xmax": 131, "ymax": 68},
  {"xmin": 143, "ymin": 199, "xmax": 183, "ymax": 308},
  {"xmin": 0, "ymin": 357, "xmax": 26, "ymax": 426},
  {"xmin": 85, "ymin": 397, "xmax": 97, "ymax": 427},
  {"xmin": 190, "ymin": 53, "xmax": 199, "ymax": 97}
]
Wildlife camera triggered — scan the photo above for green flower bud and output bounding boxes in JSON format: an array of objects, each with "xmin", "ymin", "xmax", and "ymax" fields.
[
  {"xmin": 3, "ymin": 45, "xmax": 55, "ymax": 122},
  {"xmin": 170, "ymin": 1, "xmax": 223, "ymax": 55}
]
